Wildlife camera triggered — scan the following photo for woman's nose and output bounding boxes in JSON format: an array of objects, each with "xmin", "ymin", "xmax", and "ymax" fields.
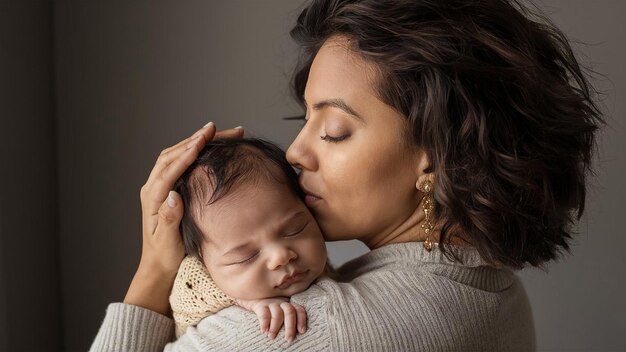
[
  {"xmin": 286, "ymin": 125, "xmax": 318, "ymax": 171},
  {"xmin": 266, "ymin": 245, "xmax": 298, "ymax": 270}
]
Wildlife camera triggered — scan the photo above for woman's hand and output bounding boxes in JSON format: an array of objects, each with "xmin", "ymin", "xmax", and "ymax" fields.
[
  {"xmin": 124, "ymin": 122, "xmax": 244, "ymax": 316},
  {"xmin": 235, "ymin": 298, "xmax": 308, "ymax": 343}
]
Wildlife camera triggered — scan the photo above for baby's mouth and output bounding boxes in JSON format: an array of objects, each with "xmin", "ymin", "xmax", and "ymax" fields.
[{"xmin": 276, "ymin": 269, "xmax": 309, "ymax": 289}]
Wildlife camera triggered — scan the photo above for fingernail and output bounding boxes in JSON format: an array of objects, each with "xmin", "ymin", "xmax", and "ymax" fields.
[
  {"xmin": 203, "ymin": 121, "xmax": 214, "ymax": 128},
  {"xmin": 167, "ymin": 191, "xmax": 177, "ymax": 208},
  {"xmin": 234, "ymin": 125, "xmax": 243, "ymax": 129},
  {"xmin": 298, "ymin": 326, "xmax": 304, "ymax": 334}
]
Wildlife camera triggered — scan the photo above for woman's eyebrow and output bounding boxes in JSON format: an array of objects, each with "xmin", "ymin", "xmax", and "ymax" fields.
[{"xmin": 304, "ymin": 97, "xmax": 365, "ymax": 123}]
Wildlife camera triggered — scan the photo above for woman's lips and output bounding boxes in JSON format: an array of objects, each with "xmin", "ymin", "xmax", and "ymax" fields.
[
  {"xmin": 304, "ymin": 194, "xmax": 322, "ymax": 207},
  {"xmin": 301, "ymin": 184, "xmax": 322, "ymax": 207},
  {"xmin": 277, "ymin": 270, "xmax": 309, "ymax": 289}
]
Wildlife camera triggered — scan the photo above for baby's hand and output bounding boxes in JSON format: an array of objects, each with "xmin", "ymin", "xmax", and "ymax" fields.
[{"xmin": 235, "ymin": 297, "xmax": 307, "ymax": 342}]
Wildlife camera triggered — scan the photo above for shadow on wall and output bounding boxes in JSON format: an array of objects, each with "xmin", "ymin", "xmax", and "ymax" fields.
[{"xmin": 0, "ymin": 1, "xmax": 62, "ymax": 351}]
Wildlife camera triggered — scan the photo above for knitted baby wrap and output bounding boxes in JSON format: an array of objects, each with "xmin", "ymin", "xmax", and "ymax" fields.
[{"xmin": 169, "ymin": 256, "xmax": 235, "ymax": 338}]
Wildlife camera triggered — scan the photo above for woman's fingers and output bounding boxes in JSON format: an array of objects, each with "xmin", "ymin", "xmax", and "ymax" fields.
[
  {"xmin": 124, "ymin": 191, "xmax": 185, "ymax": 315},
  {"xmin": 154, "ymin": 191, "xmax": 184, "ymax": 239},
  {"xmin": 141, "ymin": 153, "xmax": 198, "ymax": 239},
  {"xmin": 141, "ymin": 124, "xmax": 214, "ymax": 236},
  {"xmin": 153, "ymin": 125, "xmax": 242, "ymax": 204},
  {"xmin": 143, "ymin": 191, "xmax": 186, "ymax": 273},
  {"xmin": 145, "ymin": 124, "xmax": 244, "ymax": 191},
  {"xmin": 146, "ymin": 143, "xmax": 201, "ymax": 223},
  {"xmin": 280, "ymin": 302, "xmax": 298, "ymax": 342},
  {"xmin": 214, "ymin": 126, "xmax": 244, "ymax": 140},
  {"xmin": 145, "ymin": 123, "xmax": 216, "ymax": 188},
  {"xmin": 142, "ymin": 124, "xmax": 244, "ymax": 236}
]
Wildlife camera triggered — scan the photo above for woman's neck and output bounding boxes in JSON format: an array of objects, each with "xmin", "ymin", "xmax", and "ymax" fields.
[
  {"xmin": 362, "ymin": 206, "xmax": 468, "ymax": 250},
  {"xmin": 361, "ymin": 205, "xmax": 424, "ymax": 250}
]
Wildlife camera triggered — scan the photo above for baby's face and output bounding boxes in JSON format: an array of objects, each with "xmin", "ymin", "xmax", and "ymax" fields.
[{"xmin": 195, "ymin": 182, "xmax": 327, "ymax": 300}]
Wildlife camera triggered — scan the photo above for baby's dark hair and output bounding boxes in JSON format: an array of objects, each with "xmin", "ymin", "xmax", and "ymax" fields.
[{"xmin": 174, "ymin": 138, "xmax": 304, "ymax": 259}]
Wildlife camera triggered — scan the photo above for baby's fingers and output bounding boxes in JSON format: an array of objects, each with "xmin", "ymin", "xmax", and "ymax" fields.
[
  {"xmin": 281, "ymin": 302, "xmax": 298, "ymax": 343},
  {"xmin": 294, "ymin": 303, "xmax": 307, "ymax": 334},
  {"xmin": 267, "ymin": 303, "xmax": 284, "ymax": 340},
  {"xmin": 254, "ymin": 305, "xmax": 271, "ymax": 334}
]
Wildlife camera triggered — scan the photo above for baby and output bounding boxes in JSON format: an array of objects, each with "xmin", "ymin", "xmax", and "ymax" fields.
[{"xmin": 170, "ymin": 137, "xmax": 330, "ymax": 342}]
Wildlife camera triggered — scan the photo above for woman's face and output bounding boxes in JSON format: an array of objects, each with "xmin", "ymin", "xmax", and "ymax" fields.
[{"xmin": 286, "ymin": 35, "xmax": 424, "ymax": 246}]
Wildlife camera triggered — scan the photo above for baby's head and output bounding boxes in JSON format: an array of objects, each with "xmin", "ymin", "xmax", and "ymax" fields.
[{"xmin": 174, "ymin": 138, "xmax": 327, "ymax": 300}]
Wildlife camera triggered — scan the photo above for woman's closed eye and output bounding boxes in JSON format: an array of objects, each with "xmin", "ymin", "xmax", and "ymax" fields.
[
  {"xmin": 321, "ymin": 120, "xmax": 351, "ymax": 143},
  {"xmin": 320, "ymin": 134, "xmax": 349, "ymax": 143},
  {"xmin": 294, "ymin": 110, "xmax": 351, "ymax": 143}
]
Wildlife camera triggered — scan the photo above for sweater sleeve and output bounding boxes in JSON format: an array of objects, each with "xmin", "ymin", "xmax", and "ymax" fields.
[
  {"xmin": 89, "ymin": 282, "xmax": 332, "ymax": 352},
  {"xmin": 89, "ymin": 303, "xmax": 175, "ymax": 352},
  {"xmin": 163, "ymin": 283, "xmax": 332, "ymax": 351}
]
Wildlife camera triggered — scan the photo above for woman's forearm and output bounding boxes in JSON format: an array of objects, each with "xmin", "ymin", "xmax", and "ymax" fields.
[{"xmin": 124, "ymin": 263, "xmax": 178, "ymax": 316}]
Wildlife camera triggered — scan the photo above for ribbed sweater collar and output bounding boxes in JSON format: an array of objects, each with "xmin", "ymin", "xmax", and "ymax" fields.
[
  {"xmin": 334, "ymin": 241, "xmax": 515, "ymax": 292},
  {"xmin": 338, "ymin": 242, "xmax": 511, "ymax": 278},
  {"xmin": 343, "ymin": 241, "xmax": 490, "ymax": 269}
]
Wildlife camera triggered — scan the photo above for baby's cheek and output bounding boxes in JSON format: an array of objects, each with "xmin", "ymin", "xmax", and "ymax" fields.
[
  {"xmin": 207, "ymin": 266, "xmax": 240, "ymax": 297},
  {"xmin": 216, "ymin": 267, "xmax": 272, "ymax": 300},
  {"xmin": 306, "ymin": 234, "xmax": 328, "ymax": 266}
]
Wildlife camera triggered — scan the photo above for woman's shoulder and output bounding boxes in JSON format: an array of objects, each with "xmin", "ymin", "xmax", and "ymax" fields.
[
  {"xmin": 287, "ymin": 241, "xmax": 519, "ymax": 330},
  {"xmin": 292, "ymin": 242, "xmax": 518, "ymax": 308},
  {"xmin": 327, "ymin": 241, "xmax": 516, "ymax": 290},
  {"xmin": 289, "ymin": 242, "xmax": 534, "ymax": 351},
  {"xmin": 175, "ymin": 242, "xmax": 533, "ymax": 351}
]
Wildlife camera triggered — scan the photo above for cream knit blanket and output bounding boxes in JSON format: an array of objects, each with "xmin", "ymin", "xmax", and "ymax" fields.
[{"xmin": 169, "ymin": 256, "xmax": 235, "ymax": 338}]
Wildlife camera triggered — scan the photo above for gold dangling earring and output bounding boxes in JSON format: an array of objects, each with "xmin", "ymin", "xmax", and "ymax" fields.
[{"xmin": 418, "ymin": 180, "xmax": 434, "ymax": 251}]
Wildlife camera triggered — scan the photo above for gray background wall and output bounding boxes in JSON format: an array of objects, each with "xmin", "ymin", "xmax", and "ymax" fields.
[
  {"xmin": 0, "ymin": 1, "xmax": 624, "ymax": 351},
  {"xmin": 0, "ymin": 1, "xmax": 61, "ymax": 351}
]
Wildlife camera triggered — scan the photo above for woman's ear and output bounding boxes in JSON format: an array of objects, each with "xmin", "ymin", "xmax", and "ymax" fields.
[{"xmin": 414, "ymin": 149, "xmax": 434, "ymax": 189}]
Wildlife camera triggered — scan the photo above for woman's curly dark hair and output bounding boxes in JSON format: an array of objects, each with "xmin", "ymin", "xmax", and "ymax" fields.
[{"xmin": 288, "ymin": 0, "xmax": 604, "ymax": 268}]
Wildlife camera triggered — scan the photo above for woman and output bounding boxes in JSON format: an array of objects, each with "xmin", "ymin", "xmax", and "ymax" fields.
[{"xmin": 91, "ymin": 0, "xmax": 602, "ymax": 350}]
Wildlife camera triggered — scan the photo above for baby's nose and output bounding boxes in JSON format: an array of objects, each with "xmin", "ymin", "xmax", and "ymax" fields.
[{"xmin": 266, "ymin": 246, "xmax": 297, "ymax": 270}]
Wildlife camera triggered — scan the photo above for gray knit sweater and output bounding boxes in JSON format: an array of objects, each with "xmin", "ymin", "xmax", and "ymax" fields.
[{"xmin": 90, "ymin": 242, "xmax": 536, "ymax": 351}]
